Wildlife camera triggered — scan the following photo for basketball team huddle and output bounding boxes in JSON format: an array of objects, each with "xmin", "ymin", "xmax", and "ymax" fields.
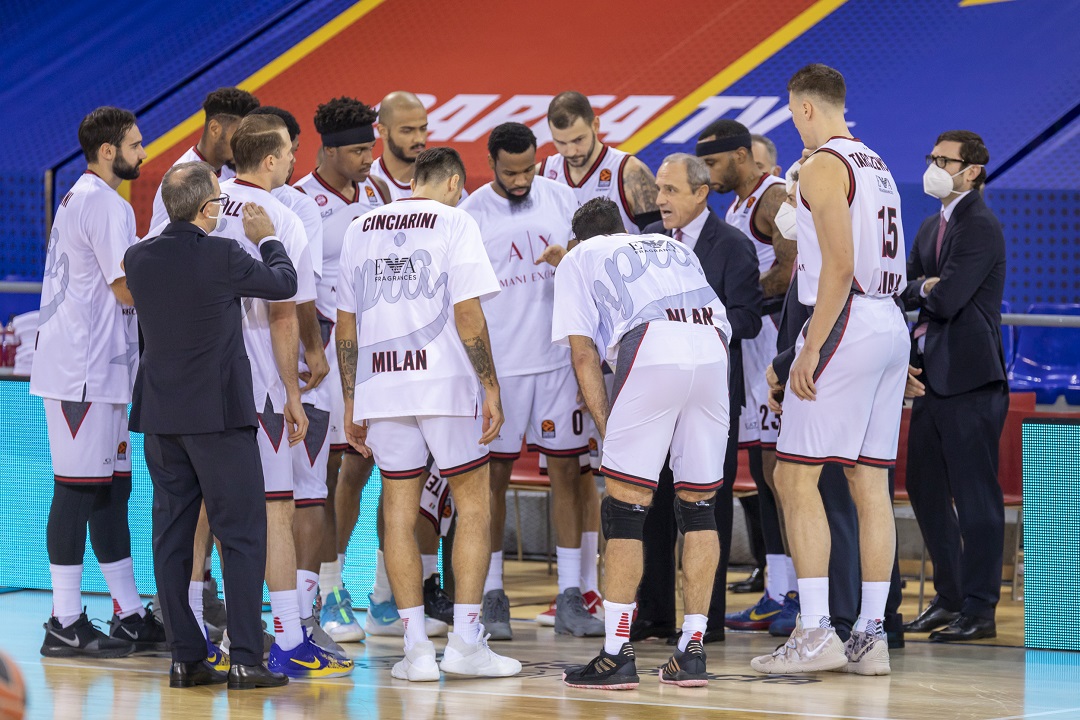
[{"xmin": 33, "ymin": 62, "xmax": 912, "ymax": 689}]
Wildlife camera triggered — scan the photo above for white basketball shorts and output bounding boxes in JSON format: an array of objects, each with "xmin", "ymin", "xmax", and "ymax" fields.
[
  {"xmin": 367, "ymin": 413, "xmax": 489, "ymax": 481},
  {"xmin": 44, "ymin": 400, "xmax": 131, "ymax": 484},
  {"xmin": 292, "ymin": 402, "xmax": 331, "ymax": 505},
  {"xmin": 256, "ymin": 393, "xmax": 293, "ymax": 500},
  {"xmin": 739, "ymin": 317, "xmax": 781, "ymax": 448},
  {"xmin": 489, "ymin": 364, "xmax": 590, "ymax": 460}
]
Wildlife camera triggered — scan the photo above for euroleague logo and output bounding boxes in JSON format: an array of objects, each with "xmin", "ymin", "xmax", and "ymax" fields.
[
  {"xmin": 366, "ymin": 185, "xmax": 379, "ymax": 205},
  {"xmin": 598, "ymin": 168, "xmax": 613, "ymax": 190},
  {"xmin": 541, "ymin": 419, "xmax": 556, "ymax": 438},
  {"xmin": 117, "ymin": 441, "xmax": 128, "ymax": 460}
]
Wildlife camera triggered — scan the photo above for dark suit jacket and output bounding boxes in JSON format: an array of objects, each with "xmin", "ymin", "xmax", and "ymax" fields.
[
  {"xmin": 645, "ymin": 209, "xmax": 763, "ymax": 408},
  {"xmin": 772, "ymin": 274, "xmax": 809, "ymax": 384},
  {"xmin": 901, "ymin": 192, "xmax": 1006, "ymax": 396},
  {"xmin": 125, "ymin": 222, "xmax": 298, "ymax": 435}
]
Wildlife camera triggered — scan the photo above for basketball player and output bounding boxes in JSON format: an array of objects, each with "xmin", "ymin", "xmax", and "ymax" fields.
[
  {"xmin": 695, "ymin": 120, "xmax": 798, "ymax": 633},
  {"xmin": 556, "ymin": 198, "xmax": 731, "ymax": 690},
  {"xmin": 217, "ymin": 113, "xmax": 351, "ymax": 678},
  {"xmin": 460, "ymin": 122, "xmax": 603, "ymax": 641},
  {"xmin": 751, "ymin": 64, "xmax": 908, "ymax": 676},
  {"xmin": 370, "ymin": 91, "xmax": 428, "ymax": 201},
  {"xmin": 336, "ymin": 147, "xmax": 521, "ymax": 681},
  {"xmin": 150, "ymin": 88, "xmax": 260, "ymax": 229},
  {"xmin": 34, "ymin": 107, "xmax": 166, "ymax": 657},
  {"xmin": 751, "ymin": 134, "xmax": 784, "ymax": 178}
]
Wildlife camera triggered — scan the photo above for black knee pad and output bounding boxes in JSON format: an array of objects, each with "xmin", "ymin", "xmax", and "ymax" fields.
[
  {"xmin": 601, "ymin": 495, "xmax": 650, "ymax": 541},
  {"xmin": 88, "ymin": 477, "xmax": 133, "ymax": 563},
  {"xmin": 47, "ymin": 482, "xmax": 97, "ymax": 565},
  {"xmin": 675, "ymin": 495, "xmax": 717, "ymax": 534}
]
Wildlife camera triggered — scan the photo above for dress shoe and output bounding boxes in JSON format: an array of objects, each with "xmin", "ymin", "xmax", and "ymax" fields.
[
  {"xmin": 728, "ymin": 567, "xmax": 765, "ymax": 594},
  {"xmin": 628, "ymin": 620, "xmax": 678, "ymax": 642},
  {"xmin": 170, "ymin": 660, "xmax": 228, "ymax": 688},
  {"xmin": 929, "ymin": 615, "xmax": 996, "ymax": 642},
  {"xmin": 666, "ymin": 628, "xmax": 724, "ymax": 646},
  {"xmin": 903, "ymin": 601, "xmax": 960, "ymax": 633},
  {"xmin": 228, "ymin": 663, "xmax": 289, "ymax": 689}
]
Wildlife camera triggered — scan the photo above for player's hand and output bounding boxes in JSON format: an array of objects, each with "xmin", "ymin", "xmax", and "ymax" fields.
[
  {"xmin": 768, "ymin": 384, "xmax": 785, "ymax": 416},
  {"xmin": 242, "ymin": 203, "xmax": 276, "ymax": 244},
  {"xmin": 788, "ymin": 346, "xmax": 818, "ymax": 401},
  {"xmin": 905, "ymin": 365, "xmax": 926, "ymax": 399},
  {"xmin": 300, "ymin": 347, "xmax": 329, "ymax": 392},
  {"xmin": 765, "ymin": 362, "xmax": 780, "ymax": 392},
  {"xmin": 344, "ymin": 418, "xmax": 371, "ymax": 457},
  {"xmin": 283, "ymin": 395, "xmax": 308, "ymax": 446},
  {"xmin": 479, "ymin": 388, "xmax": 504, "ymax": 446},
  {"xmin": 535, "ymin": 244, "xmax": 567, "ymax": 268},
  {"xmin": 922, "ymin": 277, "xmax": 940, "ymax": 294}
]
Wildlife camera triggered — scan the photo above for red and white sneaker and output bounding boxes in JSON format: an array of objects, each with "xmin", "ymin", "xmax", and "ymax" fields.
[
  {"xmin": 535, "ymin": 598, "xmax": 557, "ymax": 627},
  {"xmin": 582, "ymin": 590, "xmax": 604, "ymax": 621}
]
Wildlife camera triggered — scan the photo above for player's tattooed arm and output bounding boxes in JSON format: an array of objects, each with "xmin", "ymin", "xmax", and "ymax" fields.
[
  {"xmin": 569, "ymin": 335, "xmax": 609, "ymax": 439},
  {"xmin": 454, "ymin": 298, "xmax": 499, "ymax": 392},
  {"xmin": 623, "ymin": 156, "xmax": 660, "ymax": 216},
  {"xmin": 335, "ymin": 311, "xmax": 359, "ymax": 401},
  {"xmin": 757, "ymin": 184, "xmax": 796, "ymax": 298}
]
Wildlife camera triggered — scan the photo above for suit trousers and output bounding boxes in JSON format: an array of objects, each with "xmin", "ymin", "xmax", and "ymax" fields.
[
  {"xmin": 906, "ymin": 382, "xmax": 1008, "ymax": 619},
  {"xmin": 144, "ymin": 428, "xmax": 268, "ymax": 666}
]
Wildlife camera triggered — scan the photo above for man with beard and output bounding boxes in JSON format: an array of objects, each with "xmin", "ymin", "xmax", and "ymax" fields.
[
  {"xmin": 459, "ymin": 123, "xmax": 603, "ymax": 641},
  {"xmin": 150, "ymin": 88, "xmax": 260, "ymax": 229},
  {"xmin": 370, "ymin": 91, "xmax": 430, "ymax": 201},
  {"xmin": 34, "ymin": 107, "xmax": 166, "ymax": 658}
]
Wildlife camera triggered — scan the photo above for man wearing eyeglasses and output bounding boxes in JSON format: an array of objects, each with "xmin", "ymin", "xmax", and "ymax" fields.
[
  {"xmin": 126, "ymin": 161, "xmax": 299, "ymax": 688},
  {"xmin": 901, "ymin": 130, "xmax": 1008, "ymax": 643}
]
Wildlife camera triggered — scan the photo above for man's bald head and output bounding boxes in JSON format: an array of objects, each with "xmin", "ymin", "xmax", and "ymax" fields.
[
  {"xmin": 377, "ymin": 91, "xmax": 429, "ymax": 164},
  {"xmin": 378, "ymin": 91, "xmax": 425, "ymax": 125}
]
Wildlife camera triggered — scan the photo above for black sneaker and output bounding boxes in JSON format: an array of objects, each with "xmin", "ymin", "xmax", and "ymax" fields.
[
  {"xmin": 41, "ymin": 613, "xmax": 135, "ymax": 658},
  {"xmin": 562, "ymin": 643, "xmax": 639, "ymax": 690},
  {"xmin": 659, "ymin": 639, "xmax": 709, "ymax": 687},
  {"xmin": 109, "ymin": 605, "xmax": 168, "ymax": 652},
  {"xmin": 423, "ymin": 574, "xmax": 454, "ymax": 625}
]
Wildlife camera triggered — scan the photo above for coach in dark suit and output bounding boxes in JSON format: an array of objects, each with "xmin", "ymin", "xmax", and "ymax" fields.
[
  {"xmin": 632, "ymin": 152, "xmax": 763, "ymax": 642},
  {"xmin": 125, "ymin": 161, "xmax": 296, "ymax": 688},
  {"xmin": 901, "ymin": 131, "xmax": 1008, "ymax": 642}
]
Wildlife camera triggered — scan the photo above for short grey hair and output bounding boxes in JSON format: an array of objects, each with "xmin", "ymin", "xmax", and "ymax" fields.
[
  {"xmin": 661, "ymin": 153, "xmax": 710, "ymax": 192},
  {"xmin": 751, "ymin": 134, "xmax": 778, "ymax": 166},
  {"xmin": 161, "ymin": 161, "xmax": 217, "ymax": 222}
]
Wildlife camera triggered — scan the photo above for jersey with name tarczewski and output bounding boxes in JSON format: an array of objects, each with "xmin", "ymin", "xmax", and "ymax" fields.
[
  {"xmin": 336, "ymin": 197, "xmax": 500, "ymax": 420},
  {"xmin": 552, "ymin": 233, "xmax": 731, "ymax": 365},
  {"xmin": 795, "ymin": 137, "xmax": 907, "ymax": 305},
  {"xmin": 459, "ymin": 177, "xmax": 576, "ymax": 376},
  {"xmin": 150, "ymin": 146, "xmax": 235, "ymax": 231},
  {"xmin": 31, "ymin": 172, "xmax": 138, "ymax": 403},
  {"xmin": 726, "ymin": 173, "xmax": 785, "ymax": 274},
  {"xmin": 540, "ymin": 145, "xmax": 640, "ymax": 235},
  {"xmin": 217, "ymin": 178, "xmax": 317, "ymax": 412}
]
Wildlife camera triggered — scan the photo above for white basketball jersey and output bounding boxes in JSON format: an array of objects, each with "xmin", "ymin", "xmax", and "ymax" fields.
[
  {"xmin": 552, "ymin": 233, "xmax": 731, "ymax": 365},
  {"xmin": 795, "ymin": 137, "xmax": 906, "ymax": 305},
  {"xmin": 725, "ymin": 173, "xmax": 785, "ymax": 274},
  {"xmin": 31, "ymin": 172, "xmax": 138, "ymax": 403},
  {"xmin": 150, "ymin": 146, "xmax": 235, "ymax": 230},
  {"xmin": 274, "ymin": 183, "xmax": 324, "ymax": 280},
  {"xmin": 369, "ymin": 156, "xmax": 413, "ymax": 202},
  {"xmin": 458, "ymin": 177, "xmax": 576, "ymax": 377},
  {"xmin": 540, "ymin": 145, "xmax": 640, "ymax": 235},
  {"xmin": 336, "ymin": 198, "xmax": 501, "ymax": 420}
]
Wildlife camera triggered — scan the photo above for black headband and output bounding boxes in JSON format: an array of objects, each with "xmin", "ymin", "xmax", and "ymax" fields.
[
  {"xmin": 695, "ymin": 133, "xmax": 752, "ymax": 157},
  {"xmin": 321, "ymin": 125, "xmax": 376, "ymax": 147}
]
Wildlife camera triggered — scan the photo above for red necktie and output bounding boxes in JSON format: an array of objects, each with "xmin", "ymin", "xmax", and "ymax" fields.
[
  {"xmin": 934, "ymin": 212, "xmax": 947, "ymax": 266},
  {"xmin": 674, "ymin": 228, "xmax": 684, "ymax": 243}
]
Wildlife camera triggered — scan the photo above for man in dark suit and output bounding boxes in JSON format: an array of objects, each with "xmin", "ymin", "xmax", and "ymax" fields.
[
  {"xmin": 631, "ymin": 152, "xmax": 763, "ymax": 642},
  {"xmin": 901, "ymin": 130, "xmax": 1008, "ymax": 642},
  {"xmin": 125, "ymin": 161, "xmax": 297, "ymax": 689}
]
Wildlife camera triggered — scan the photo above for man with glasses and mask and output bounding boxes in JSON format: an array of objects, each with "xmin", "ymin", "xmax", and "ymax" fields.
[{"xmin": 901, "ymin": 130, "xmax": 1008, "ymax": 643}]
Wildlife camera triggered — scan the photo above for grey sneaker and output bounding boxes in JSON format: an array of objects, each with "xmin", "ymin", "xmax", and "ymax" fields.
[
  {"xmin": 750, "ymin": 616, "xmax": 848, "ymax": 674},
  {"xmin": 301, "ymin": 615, "xmax": 348, "ymax": 660},
  {"xmin": 836, "ymin": 626, "xmax": 891, "ymax": 676},
  {"xmin": 554, "ymin": 588, "xmax": 604, "ymax": 637},
  {"xmin": 203, "ymin": 578, "xmax": 228, "ymax": 642},
  {"xmin": 481, "ymin": 589, "xmax": 512, "ymax": 641}
]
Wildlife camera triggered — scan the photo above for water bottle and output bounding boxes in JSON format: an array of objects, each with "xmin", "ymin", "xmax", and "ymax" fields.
[{"xmin": 1, "ymin": 315, "xmax": 17, "ymax": 368}]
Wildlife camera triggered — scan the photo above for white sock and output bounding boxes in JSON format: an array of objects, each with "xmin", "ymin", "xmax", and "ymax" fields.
[
  {"xmin": 337, "ymin": 552, "xmax": 346, "ymax": 567},
  {"xmin": 798, "ymin": 577, "xmax": 831, "ymax": 629},
  {"xmin": 483, "ymin": 551, "xmax": 503, "ymax": 595},
  {"xmin": 854, "ymin": 581, "xmax": 891, "ymax": 635},
  {"xmin": 453, "ymin": 603, "xmax": 482, "ymax": 645},
  {"xmin": 319, "ymin": 560, "xmax": 342, "ymax": 602},
  {"xmin": 50, "ymin": 564, "xmax": 83, "ymax": 627},
  {"xmin": 679, "ymin": 613, "xmax": 708, "ymax": 651},
  {"xmin": 783, "ymin": 555, "xmax": 798, "ymax": 595},
  {"xmin": 398, "ymin": 605, "xmax": 428, "ymax": 651},
  {"xmin": 297, "ymin": 570, "xmax": 319, "ymax": 620},
  {"xmin": 603, "ymin": 600, "xmax": 635, "ymax": 655},
  {"xmin": 371, "ymin": 550, "xmax": 393, "ymax": 604},
  {"xmin": 556, "ymin": 546, "xmax": 581, "ymax": 594},
  {"xmin": 421, "ymin": 554, "xmax": 439, "ymax": 580},
  {"xmin": 270, "ymin": 590, "xmax": 303, "ymax": 651},
  {"xmin": 765, "ymin": 554, "xmax": 787, "ymax": 600},
  {"xmin": 99, "ymin": 557, "xmax": 144, "ymax": 619},
  {"xmin": 579, "ymin": 531, "xmax": 599, "ymax": 594},
  {"xmin": 188, "ymin": 581, "xmax": 207, "ymax": 640}
]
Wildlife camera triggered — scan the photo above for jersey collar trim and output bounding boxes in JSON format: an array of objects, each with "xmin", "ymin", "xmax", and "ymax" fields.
[
  {"xmin": 312, "ymin": 169, "xmax": 360, "ymax": 205},
  {"xmin": 379, "ymin": 157, "xmax": 411, "ymax": 190},
  {"xmin": 565, "ymin": 145, "xmax": 609, "ymax": 189}
]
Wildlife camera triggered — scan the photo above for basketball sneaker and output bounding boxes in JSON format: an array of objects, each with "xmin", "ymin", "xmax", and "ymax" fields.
[
  {"xmin": 108, "ymin": 605, "xmax": 168, "ymax": 652},
  {"xmin": 320, "ymin": 587, "xmax": 365, "ymax": 643},
  {"xmin": 725, "ymin": 593, "xmax": 784, "ymax": 631},
  {"xmin": 481, "ymin": 589, "xmax": 512, "ymax": 641},
  {"xmin": 267, "ymin": 637, "xmax": 353, "ymax": 679},
  {"xmin": 439, "ymin": 628, "xmax": 522, "ymax": 677},
  {"xmin": 582, "ymin": 589, "xmax": 605, "ymax": 620},
  {"xmin": 423, "ymin": 574, "xmax": 454, "ymax": 625},
  {"xmin": 41, "ymin": 613, "xmax": 134, "ymax": 659},
  {"xmin": 554, "ymin": 588, "xmax": 604, "ymax": 637},
  {"xmin": 301, "ymin": 615, "xmax": 348, "ymax": 659},
  {"xmin": 203, "ymin": 577, "xmax": 228, "ymax": 643},
  {"xmin": 768, "ymin": 591, "xmax": 800, "ymax": 637},
  {"xmin": 562, "ymin": 643, "xmax": 639, "ymax": 690},
  {"xmin": 659, "ymin": 638, "xmax": 709, "ymax": 687},
  {"xmin": 206, "ymin": 634, "xmax": 230, "ymax": 672},
  {"xmin": 535, "ymin": 597, "xmax": 557, "ymax": 627},
  {"xmin": 836, "ymin": 624, "xmax": 891, "ymax": 676},
  {"xmin": 363, "ymin": 594, "xmax": 448, "ymax": 637},
  {"xmin": 391, "ymin": 640, "xmax": 440, "ymax": 682},
  {"xmin": 750, "ymin": 616, "xmax": 848, "ymax": 674}
]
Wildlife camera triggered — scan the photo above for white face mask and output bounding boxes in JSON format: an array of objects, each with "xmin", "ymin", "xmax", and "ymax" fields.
[
  {"xmin": 774, "ymin": 202, "xmax": 797, "ymax": 241},
  {"xmin": 922, "ymin": 163, "xmax": 968, "ymax": 199}
]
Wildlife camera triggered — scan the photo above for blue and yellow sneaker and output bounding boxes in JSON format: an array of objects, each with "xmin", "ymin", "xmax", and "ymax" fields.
[
  {"xmin": 268, "ymin": 637, "xmax": 353, "ymax": 679},
  {"xmin": 320, "ymin": 587, "xmax": 365, "ymax": 643},
  {"xmin": 768, "ymin": 591, "xmax": 801, "ymax": 637},
  {"xmin": 206, "ymin": 633, "xmax": 230, "ymax": 672},
  {"xmin": 725, "ymin": 593, "xmax": 784, "ymax": 631}
]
